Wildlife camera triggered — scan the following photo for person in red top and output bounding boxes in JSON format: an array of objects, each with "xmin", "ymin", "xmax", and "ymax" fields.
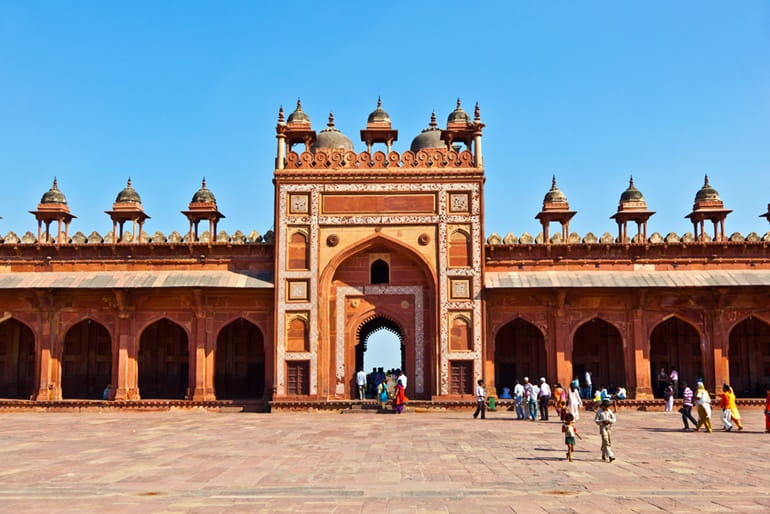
[{"xmin": 765, "ymin": 385, "xmax": 770, "ymax": 433}]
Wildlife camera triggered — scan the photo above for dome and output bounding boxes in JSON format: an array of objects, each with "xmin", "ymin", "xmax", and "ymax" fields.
[
  {"xmin": 191, "ymin": 178, "xmax": 217, "ymax": 204},
  {"xmin": 40, "ymin": 178, "xmax": 67, "ymax": 204},
  {"xmin": 543, "ymin": 176, "xmax": 567, "ymax": 204},
  {"xmin": 447, "ymin": 98, "xmax": 471, "ymax": 124},
  {"xmin": 619, "ymin": 176, "xmax": 645, "ymax": 203},
  {"xmin": 410, "ymin": 112, "xmax": 446, "ymax": 152},
  {"xmin": 312, "ymin": 113, "xmax": 355, "ymax": 151},
  {"xmin": 115, "ymin": 178, "xmax": 141, "ymax": 204},
  {"xmin": 367, "ymin": 97, "xmax": 391, "ymax": 124},
  {"xmin": 694, "ymin": 175, "xmax": 721, "ymax": 203},
  {"xmin": 287, "ymin": 99, "xmax": 311, "ymax": 124}
]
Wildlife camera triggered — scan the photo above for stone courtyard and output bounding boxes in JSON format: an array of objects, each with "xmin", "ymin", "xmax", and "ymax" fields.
[{"xmin": 0, "ymin": 407, "xmax": 768, "ymax": 513}]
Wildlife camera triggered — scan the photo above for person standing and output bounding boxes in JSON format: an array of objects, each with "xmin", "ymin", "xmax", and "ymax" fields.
[
  {"xmin": 567, "ymin": 383, "xmax": 582, "ymax": 422},
  {"xmin": 669, "ymin": 368, "xmax": 679, "ymax": 398},
  {"xmin": 377, "ymin": 377, "xmax": 390, "ymax": 410},
  {"xmin": 524, "ymin": 377, "xmax": 538, "ymax": 421},
  {"xmin": 680, "ymin": 381, "xmax": 698, "ymax": 431},
  {"xmin": 513, "ymin": 380, "xmax": 525, "ymax": 420},
  {"xmin": 552, "ymin": 383, "xmax": 565, "ymax": 420},
  {"xmin": 538, "ymin": 378, "xmax": 551, "ymax": 421},
  {"xmin": 664, "ymin": 384, "xmax": 674, "ymax": 412},
  {"xmin": 473, "ymin": 379, "xmax": 486, "ymax": 419},
  {"xmin": 393, "ymin": 380, "xmax": 406, "ymax": 414},
  {"xmin": 356, "ymin": 369, "xmax": 367, "ymax": 401},
  {"xmin": 583, "ymin": 370, "xmax": 593, "ymax": 399},
  {"xmin": 694, "ymin": 381, "xmax": 713, "ymax": 433},
  {"xmin": 765, "ymin": 385, "xmax": 770, "ymax": 433},
  {"xmin": 594, "ymin": 399, "xmax": 616, "ymax": 462},
  {"xmin": 397, "ymin": 369, "xmax": 408, "ymax": 392},
  {"xmin": 718, "ymin": 384, "xmax": 734, "ymax": 431},
  {"xmin": 562, "ymin": 413, "xmax": 582, "ymax": 462}
]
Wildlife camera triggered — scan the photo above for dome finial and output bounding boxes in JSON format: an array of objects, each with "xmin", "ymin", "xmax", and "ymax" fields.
[
  {"xmin": 278, "ymin": 105, "xmax": 285, "ymax": 123},
  {"xmin": 202, "ymin": 177, "xmax": 206, "ymax": 188},
  {"xmin": 52, "ymin": 177, "xmax": 59, "ymax": 189},
  {"xmin": 429, "ymin": 111, "xmax": 437, "ymax": 127},
  {"xmin": 704, "ymin": 174, "xmax": 710, "ymax": 186},
  {"xmin": 456, "ymin": 98, "xmax": 462, "ymax": 108},
  {"xmin": 629, "ymin": 175, "xmax": 634, "ymax": 187},
  {"xmin": 127, "ymin": 177, "xmax": 132, "ymax": 187},
  {"xmin": 327, "ymin": 112, "xmax": 335, "ymax": 127},
  {"xmin": 296, "ymin": 98, "xmax": 302, "ymax": 109},
  {"xmin": 474, "ymin": 102, "xmax": 481, "ymax": 122},
  {"xmin": 551, "ymin": 175, "xmax": 557, "ymax": 190},
  {"xmin": 377, "ymin": 96, "xmax": 382, "ymax": 108}
]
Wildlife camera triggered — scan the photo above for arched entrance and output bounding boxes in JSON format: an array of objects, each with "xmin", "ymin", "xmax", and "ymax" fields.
[
  {"xmin": 215, "ymin": 318, "xmax": 265, "ymax": 399},
  {"xmin": 325, "ymin": 236, "xmax": 436, "ymax": 400},
  {"xmin": 0, "ymin": 319, "xmax": 36, "ymax": 399},
  {"xmin": 573, "ymin": 318, "xmax": 625, "ymax": 394},
  {"xmin": 729, "ymin": 317, "xmax": 770, "ymax": 397},
  {"xmin": 355, "ymin": 315, "xmax": 404, "ymax": 397},
  {"xmin": 138, "ymin": 319, "xmax": 189, "ymax": 399},
  {"xmin": 650, "ymin": 317, "xmax": 702, "ymax": 397},
  {"xmin": 61, "ymin": 319, "xmax": 112, "ymax": 399},
  {"xmin": 494, "ymin": 318, "xmax": 546, "ymax": 396}
]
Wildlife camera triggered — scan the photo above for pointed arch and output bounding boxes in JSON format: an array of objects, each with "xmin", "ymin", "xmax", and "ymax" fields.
[
  {"xmin": 138, "ymin": 318, "xmax": 189, "ymax": 399},
  {"xmin": 215, "ymin": 317, "xmax": 265, "ymax": 399},
  {"xmin": 494, "ymin": 317, "xmax": 546, "ymax": 394},
  {"xmin": 286, "ymin": 315, "xmax": 309, "ymax": 352},
  {"xmin": 355, "ymin": 312, "xmax": 405, "ymax": 379},
  {"xmin": 572, "ymin": 317, "xmax": 625, "ymax": 394},
  {"xmin": 0, "ymin": 318, "xmax": 36, "ymax": 399},
  {"xmin": 449, "ymin": 315, "xmax": 473, "ymax": 352},
  {"xmin": 61, "ymin": 318, "xmax": 112, "ymax": 399},
  {"xmin": 728, "ymin": 316, "xmax": 770, "ymax": 397},
  {"xmin": 319, "ymin": 232, "xmax": 436, "ymax": 291},
  {"xmin": 649, "ymin": 316, "xmax": 703, "ymax": 397},
  {"xmin": 370, "ymin": 258, "xmax": 389, "ymax": 284}
]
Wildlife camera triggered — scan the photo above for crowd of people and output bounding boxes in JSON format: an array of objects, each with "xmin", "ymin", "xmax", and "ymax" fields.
[{"xmin": 354, "ymin": 367, "xmax": 408, "ymax": 414}]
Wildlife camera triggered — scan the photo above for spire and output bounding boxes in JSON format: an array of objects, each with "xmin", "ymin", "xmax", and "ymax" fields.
[
  {"xmin": 429, "ymin": 111, "xmax": 437, "ymax": 128},
  {"xmin": 704, "ymin": 174, "xmax": 710, "ymax": 187},
  {"xmin": 474, "ymin": 102, "xmax": 481, "ymax": 122},
  {"xmin": 327, "ymin": 112, "xmax": 335, "ymax": 128},
  {"xmin": 629, "ymin": 175, "xmax": 634, "ymax": 188},
  {"xmin": 278, "ymin": 105, "xmax": 285, "ymax": 124}
]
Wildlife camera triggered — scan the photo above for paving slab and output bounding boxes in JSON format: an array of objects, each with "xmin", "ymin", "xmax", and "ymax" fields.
[{"xmin": 0, "ymin": 408, "xmax": 768, "ymax": 512}]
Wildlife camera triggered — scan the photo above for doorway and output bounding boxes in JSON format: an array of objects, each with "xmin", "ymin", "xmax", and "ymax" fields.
[{"xmin": 354, "ymin": 316, "xmax": 404, "ymax": 398}]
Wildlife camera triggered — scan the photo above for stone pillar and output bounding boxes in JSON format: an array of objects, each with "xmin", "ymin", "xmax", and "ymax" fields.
[
  {"xmin": 191, "ymin": 314, "xmax": 215, "ymax": 400},
  {"xmin": 631, "ymin": 308, "xmax": 653, "ymax": 398},
  {"xmin": 552, "ymin": 291, "xmax": 571, "ymax": 387},
  {"xmin": 114, "ymin": 315, "xmax": 139, "ymax": 400},
  {"xmin": 711, "ymin": 310, "xmax": 729, "ymax": 390},
  {"xmin": 34, "ymin": 304, "xmax": 62, "ymax": 401},
  {"xmin": 473, "ymin": 133, "xmax": 483, "ymax": 168}
]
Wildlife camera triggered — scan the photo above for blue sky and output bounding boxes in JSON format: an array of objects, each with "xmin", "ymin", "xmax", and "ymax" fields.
[{"xmin": 2, "ymin": 1, "xmax": 769, "ymax": 242}]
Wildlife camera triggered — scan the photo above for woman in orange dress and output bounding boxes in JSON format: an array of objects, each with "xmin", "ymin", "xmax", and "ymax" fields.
[{"xmin": 393, "ymin": 381, "xmax": 407, "ymax": 414}]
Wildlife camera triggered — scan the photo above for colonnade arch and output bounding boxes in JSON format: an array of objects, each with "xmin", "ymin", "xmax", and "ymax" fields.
[
  {"xmin": 61, "ymin": 319, "xmax": 112, "ymax": 399},
  {"xmin": 494, "ymin": 318, "xmax": 546, "ymax": 395},
  {"xmin": 0, "ymin": 318, "xmax": 36, "ymax": 399},
  {"xmin": 572, "ymin": 318, "xmax": 625, "ymax": 394},
  {"xmin": 729, "ymin": 317, "xmax": 770, "ymax": 397},
  {"xmin": 138, "ymin": 318, "xmax": 189, "ymax": 399},
  {"xmin": 214, "ymin": 318, "xmax": 265, "ymax": 399},
  {"xmin": 649, "ymin": 316, "xmax": 703, "ymax": 396}
]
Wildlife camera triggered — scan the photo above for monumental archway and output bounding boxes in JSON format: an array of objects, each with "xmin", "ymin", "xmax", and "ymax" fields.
[
  {"xmin": 323, "ymin": 234, "xmax": 437, "ymax": 400},
  {"xmin": 650, "ymin": 316, "xmax": 703, "ymax": 396}
]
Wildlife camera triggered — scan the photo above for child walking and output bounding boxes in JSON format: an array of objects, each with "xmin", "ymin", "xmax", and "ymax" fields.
[{"xmin": 562, "ymin": 413, "xmax": 582, "ymax": 462}]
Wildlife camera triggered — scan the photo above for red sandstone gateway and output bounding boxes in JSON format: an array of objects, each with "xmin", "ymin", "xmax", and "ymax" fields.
[{"xmin": 1, "ymin": 99, "xmax": 769, "ymax": 408}]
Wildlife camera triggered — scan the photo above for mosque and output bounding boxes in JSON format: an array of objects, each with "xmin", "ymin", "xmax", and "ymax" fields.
[{"xmin": 1, "ymin": 99, "xmax": 769, "ymax": 408}]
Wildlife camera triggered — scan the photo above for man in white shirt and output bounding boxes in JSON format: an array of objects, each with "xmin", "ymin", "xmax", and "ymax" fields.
[
  {"xmin": 538, "ymin": 378, "xmax": 552, "ymax": 421},
  {"xmin": 397, "ymin": 370, "xmax": 407, "ymax": 391},
  {"xmin": 473, "ymin": 379, "xmax": 486, "ymax": 419},
  {"xmin": 513, "ymin": 380, "xmax": 525, "ymax": 419},
  {"xmin": 356, "ymin": 369, "xmax": 367, "ymax": 400}
]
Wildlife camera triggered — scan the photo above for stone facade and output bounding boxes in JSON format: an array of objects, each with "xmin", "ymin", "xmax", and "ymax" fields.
[{"xmin": 1, "ymin": 100, "xmax": 769, "ymax": 405}]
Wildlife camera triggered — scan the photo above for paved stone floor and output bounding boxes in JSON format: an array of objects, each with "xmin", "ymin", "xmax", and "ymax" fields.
[{"xmin": 0, "ymin": 407, "xmax": 768, "ymax": 513}]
